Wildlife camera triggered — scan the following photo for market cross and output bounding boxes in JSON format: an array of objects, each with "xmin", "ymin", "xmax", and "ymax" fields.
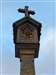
[
  {"xmin": 18, "ymin": 6, "xmax": 35, "ymax": 16},
  {"xmin": 13, "ymin": 6, "xmax": 42, "ymax": 75}
]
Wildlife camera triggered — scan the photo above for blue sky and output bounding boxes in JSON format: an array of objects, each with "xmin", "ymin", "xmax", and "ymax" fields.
[
  {"xmin": 1, "ymin": 0, "xmax": 55, "ymax": 2},
  {"xmin": 0, "ymin": 1, "xmax": 56, "ymax": 75}
]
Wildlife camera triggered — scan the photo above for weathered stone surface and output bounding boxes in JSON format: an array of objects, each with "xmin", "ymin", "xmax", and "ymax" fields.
[
  {"xmin": 17, "ymin": 24, "xmax": 38, "ymax": 43},
  {"xmin": 12, "ymin": 6, "xmax": 42, "ymax": 75},
  {"xmin": 20, "ymin": 49, "xmax": 35, "ymax": 54},
  {"xmin": 20, "ymin": 55, "xmax": 35, "ymax": 75}
]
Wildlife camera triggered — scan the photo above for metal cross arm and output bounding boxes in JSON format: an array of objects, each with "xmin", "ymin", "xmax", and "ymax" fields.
[{"xmin": 18, "ymin": 6, "xmax": 35, "ymax": 16}]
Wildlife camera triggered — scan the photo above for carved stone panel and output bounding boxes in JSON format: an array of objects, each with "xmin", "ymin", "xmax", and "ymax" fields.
[
  {"xmin": 17, "ymin": 24, "xmax": 38, "ymax": 43},
  {"xmin": 20, "ymin": 25, "xmax": 34, "ymax": 40}
]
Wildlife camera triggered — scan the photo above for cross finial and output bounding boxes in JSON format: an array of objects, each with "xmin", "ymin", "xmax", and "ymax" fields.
[{"xmin": 18, "ymin": 6, "xmax": 35, "ymax": 16}]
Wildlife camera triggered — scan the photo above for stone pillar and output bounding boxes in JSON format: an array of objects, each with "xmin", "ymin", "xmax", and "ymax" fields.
[{"xmin": 20, "ymin": 55, "xmax": 35, "ymax": 75}]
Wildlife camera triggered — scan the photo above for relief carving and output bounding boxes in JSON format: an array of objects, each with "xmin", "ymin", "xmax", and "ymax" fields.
[{"xmin": 20, "ymin": 25, "xmax": 34, "ymax": 40}]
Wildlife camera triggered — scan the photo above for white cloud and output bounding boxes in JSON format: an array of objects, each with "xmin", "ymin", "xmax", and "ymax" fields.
[
  {"xmin": 41, "ymin": 27, "xmax": 55, "ymax": 49},
  {"xmin": 35, "ymin": 27, "xmax": 55, "ymax": 74}
]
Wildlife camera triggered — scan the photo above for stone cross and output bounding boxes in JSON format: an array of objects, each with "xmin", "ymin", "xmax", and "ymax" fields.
[
  {"xmin": 18, "ymin": 6, "xmax": 35, "ymax": 16},
  {"xmin": 13, "ymin": 6, "xmax": 42, "ymax": 75}
]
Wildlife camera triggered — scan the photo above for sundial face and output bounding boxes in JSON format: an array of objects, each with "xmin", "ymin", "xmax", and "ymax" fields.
[{"xmin": 17, "ymin": 24, "xmax": 38, "ymax": 43}]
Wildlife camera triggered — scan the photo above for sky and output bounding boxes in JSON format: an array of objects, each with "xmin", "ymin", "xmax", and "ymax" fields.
[{"xmin": 0, "ymin": 0, "xmax": 56, "ymax": 75}]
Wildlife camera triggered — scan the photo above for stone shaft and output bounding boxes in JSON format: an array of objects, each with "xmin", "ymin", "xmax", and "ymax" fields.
[{"xmin": 20, "ymin": 55, "xmax": 35, "ymax": 75}]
